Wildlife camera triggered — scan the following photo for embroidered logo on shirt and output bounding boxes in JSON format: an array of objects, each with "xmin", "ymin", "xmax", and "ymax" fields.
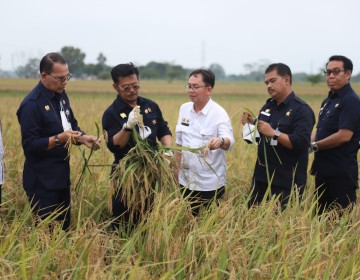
[
  {"xmin": 152, "ymin": 120, "xmax": 157, "ymax": 125},
  {"xmin": 45, "ymin": 105, "xmax": 50, "ymax": 111},
  {"xmin": 181, "ymin": 117, "xmax": 190, "ymax": 126},
  {"xmin": 120, "ymin": 113, "xmax": 127, "ymax": 119}
]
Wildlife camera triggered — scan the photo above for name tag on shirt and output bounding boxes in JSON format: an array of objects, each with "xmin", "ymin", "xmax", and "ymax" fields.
[
  {"xmin": 261, "ymin": 111, "xmax": 271, "ymax": 117},
  {"xmin": 60, "ymin": 111, "xmax": 72, "ymax": 131}
]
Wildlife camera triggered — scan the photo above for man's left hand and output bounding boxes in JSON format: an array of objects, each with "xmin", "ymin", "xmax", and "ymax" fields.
[
  {"xmin": 76, "ymin": 134, "xmax": 101, "ymax": 150},
  {"xmin": 258, "ymin": 120, "xmax": 275, "ymax": 138}
]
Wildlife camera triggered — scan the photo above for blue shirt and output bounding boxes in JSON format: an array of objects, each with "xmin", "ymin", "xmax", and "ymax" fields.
[
  {"xmin": 102, "ymin": 95, "xmax": 171, "ymax": 172},
  {"xmin": 17, "ymin": 81, "xmax": 82, "ymax": 190},
  {"xmin": 311, "ymin": 83, "xmax": 360, "ymax": 181},
  {"xmin": 254, "ymin": 92, "xmax": 315, "ymax": 188}
]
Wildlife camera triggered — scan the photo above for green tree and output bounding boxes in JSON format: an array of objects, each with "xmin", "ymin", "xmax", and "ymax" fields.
[
  {"xmin": 16, "ymin": 58, "xmax": 40, "ymax": 78},
  {"xmin": 60, "ymin": 46, "xmax": 86, "ymax": 76},
  {"xmin": 209, "ymin": 63, "xmax": 226, "ymax": 80},
  {"xmin": 306, "ymin": 73, "xmax": 323, "ymax": 85}
]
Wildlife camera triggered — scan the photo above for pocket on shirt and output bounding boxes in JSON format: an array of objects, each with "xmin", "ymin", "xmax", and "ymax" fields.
[
  {"xmin": 200, "ymin": 128, "xmax": 216, "ymax": 139},
  {"xmin": 43, "ymin": 113, "xmax": 58, "ymax": 123}
]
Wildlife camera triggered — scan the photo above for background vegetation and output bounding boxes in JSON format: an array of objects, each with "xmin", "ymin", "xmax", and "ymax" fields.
[
  {"xmin": 4, "ymin": 46, "xmax": 360, "ymax": 83},
  {"xmin": 0, "ymin": 79, "xmax": 360, "ymax": 279}
]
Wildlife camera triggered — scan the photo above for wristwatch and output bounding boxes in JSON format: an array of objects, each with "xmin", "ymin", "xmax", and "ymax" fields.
[
  {"xmin": 311, "ymin": 142, "xmax": 318, "ymax": 152},
  {"xmin": 54, "ymin": 134, "xmax": 62, "ymax": 145},
  {"xmin": 219, "ymin": 137, "xmax": 225, "ymax": 148},
  {"xmin": 273, "ymin": 128, "xmax": 281, "ymax": 140},
  {"xmin": 123, "ymin": 123, "xmax": 133, "ymax": 132}
]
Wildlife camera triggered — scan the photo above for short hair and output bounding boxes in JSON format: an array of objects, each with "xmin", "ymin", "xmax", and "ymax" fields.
[
  {"xmin": 39, "ymin": 53, "xmax": 67, "ymax": 74},
  {"xmin": 189, "ymin": 68, "xmax": 215, "ymax": 88},
  {"xmin": 265, "ymin": 63, "xmax": 292, "ymax": 85},
  {"xmin": 111, "ymin": 63, "xmax": 139, "ymax": 84},
  {"xmin": 326, "ymin": 55, "xmax": 353, "ymax": 72}
]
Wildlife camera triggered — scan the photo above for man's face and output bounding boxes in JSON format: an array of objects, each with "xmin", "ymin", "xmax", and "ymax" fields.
[
  {"xmin": 186, "ymin": 74, "xmax": 212, "ymax": 106},
  {"xmin": 325, "ymin": 60, "xmax": 351, "ymax": 92},
  {"xmin": 113, "ymin": 74, "xmax": 140, "ymax": 105},
  {"xmin": 41, "ymin": 63, "xmax": 71, "ymax": 93},
  {"xmin": 264, "ymin": 70, "xmax": 289, "ymax": 101}
]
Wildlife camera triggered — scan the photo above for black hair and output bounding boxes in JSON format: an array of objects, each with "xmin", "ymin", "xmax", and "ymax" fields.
[
  {"xmin": 39, "ymin": 52, "xmax": 67, "ymax": 74},
  {"xmin": 265, "ymin": 63, "xmax": 292, "ymax": 85},
  {"xmin": 327, "ymin": 55, "xmax": 353, "ymax": 72},
  {"xmin": 111, "ymin": 62, "xmax": 139, "ymax": 84},
  {"xmin": 189, "ymin": 68, "xmax": 215, "ymax": 88}
]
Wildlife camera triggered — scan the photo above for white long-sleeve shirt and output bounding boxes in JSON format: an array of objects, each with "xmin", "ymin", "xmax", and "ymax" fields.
[{"xmin": 175, "ymin": 99, "xmax": 234, "ymax": 191}]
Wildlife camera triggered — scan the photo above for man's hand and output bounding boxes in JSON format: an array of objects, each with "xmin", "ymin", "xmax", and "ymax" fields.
[
  {"xmin": 126, "ymin": 106, "xmax": 140, "ymax": 129},
  {"xmin": 58, "ymin": 130, "xmax": 82, "ymax": 144},
  {"xmin": 207, "ymin": 137, "xmax": 223, "ymax": 150},
  {"xmin": 241, "ymin": 112, "xmax": 255, "ymax": 125},
  {"xmin": 76, "ymin": 134, "xmax": 101, "ymax": 150},
  {"xmin": 257, "ymin": 120, "xmax": 275, "ymax": 137}
]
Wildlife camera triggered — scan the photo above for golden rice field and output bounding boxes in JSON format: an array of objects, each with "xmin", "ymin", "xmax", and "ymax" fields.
[{"xmin": 0, "ymin": 78, "xmax": 360, "ymax": 279}]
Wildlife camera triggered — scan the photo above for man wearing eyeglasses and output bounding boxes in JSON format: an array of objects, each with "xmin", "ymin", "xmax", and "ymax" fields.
[
  {"xmin": 310, "ymin": 55, "xmax": 360, "ymax": 213},
  {"xmin": 175, "ymin": 69, "xmax": 235, "ymax": 216},
  {"xmin": 16, "ymin": 52, "xmax": 100, "ymax": 231},
  {"xmin": 102, "ymin": 63, "xmax": 172, "ymax": 231}
]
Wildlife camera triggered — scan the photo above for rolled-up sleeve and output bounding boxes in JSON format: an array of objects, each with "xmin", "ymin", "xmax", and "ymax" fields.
[
  {"xmin": 288, "ymin": 105, "xmax": 315, "ymax": 150},
  {"xmin": 218, "ymin": 114, "xmax": 235, "ymax": 150}
]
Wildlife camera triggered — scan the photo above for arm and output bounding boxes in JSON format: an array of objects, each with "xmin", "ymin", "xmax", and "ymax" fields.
[
  {"xmin": 258, "ymin": 120, "xmax": 294, "ymax": 149},
  {"xmin": 160, "ymin": 134, "xmax": 172, "ymax": 147},
  {"xmin": 314, "ymin": 129, "xmax": 353, "ymax": 150}
]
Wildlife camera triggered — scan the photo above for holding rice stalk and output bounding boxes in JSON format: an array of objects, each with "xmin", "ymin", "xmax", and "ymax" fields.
[
  {"xmin": 16, "ymin": 52, "xmax": 100, "ymax": 231},
  {"xmin": 241, "ymin": 63, "xmax": 315, "ymax": 209},
  {"xmin": 175, "ymin": 69, "xmax": 235, "ymax": 217},
  {"xmin": 102, "ymin": 63, "xmax": 173, "ymax": 232}
]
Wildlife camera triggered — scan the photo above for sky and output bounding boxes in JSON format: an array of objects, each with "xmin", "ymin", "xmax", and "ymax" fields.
[{"xmin": 1, "ymin": 0, "xmax": 360, "ymax": 75}]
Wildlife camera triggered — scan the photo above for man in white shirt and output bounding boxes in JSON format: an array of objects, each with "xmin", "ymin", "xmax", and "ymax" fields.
[{"xmin": 175, "ymin": 69, "xmax": 234, "ymax": 216}]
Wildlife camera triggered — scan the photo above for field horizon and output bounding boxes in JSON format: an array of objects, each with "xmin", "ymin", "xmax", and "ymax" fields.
[{"xmin": 1, "ymin": 78, "xmax": 359, "ymax": 279}]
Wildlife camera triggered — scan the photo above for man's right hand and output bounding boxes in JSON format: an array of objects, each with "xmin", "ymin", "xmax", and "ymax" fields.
[
  {"xmin": 126, "ymin": 106, "xmax": 140, "ymax": 129},
  {"xmin": 241, "ymin": 112, "xmax": 254, "ymax": 125}
]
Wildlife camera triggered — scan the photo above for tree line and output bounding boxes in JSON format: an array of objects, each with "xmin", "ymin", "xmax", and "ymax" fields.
[{"xmin": 12, "ymin": 46, "xmax": 360, "ymax": 83}]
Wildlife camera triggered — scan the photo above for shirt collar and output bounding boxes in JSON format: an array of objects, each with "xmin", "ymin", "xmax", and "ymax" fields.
[
  {"xmin": 191, "ymin": 98, "xmax": 212, "ymax": 115},
  {"xmin": 115, "ymin": 94, "xmax": 144, "ymax": 111},
  {"xmin": 270, "ymin": 92, "xmax": 295, "ymax": 107},
  {"xmin": 39, "ymin": 81, "xmax": 62, "ymax": 101},
  {"xmin": 328, "ymin": 83, "xmax": 351, "ymax": 99}
]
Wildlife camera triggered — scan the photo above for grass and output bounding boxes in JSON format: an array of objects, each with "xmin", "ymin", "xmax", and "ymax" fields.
[{"xmin": 0, "ymin": 78, "xmax": 360, "ymax": 279}]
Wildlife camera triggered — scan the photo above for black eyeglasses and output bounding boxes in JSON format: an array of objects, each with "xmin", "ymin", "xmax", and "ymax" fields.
[
  {"xmin": 324, "ymin": 69, "xmax": 345, "ymax": 76},
  {"xmin": 48, "ymin": 73, "xmax": 72, "ymax": 82},
  {"xmin": 119, "ymin": 83, "xmax": 140, "ymax": 92},
  {"xmin": 185, "ymin": 84, "xmax": 208, "ymax": 91}
]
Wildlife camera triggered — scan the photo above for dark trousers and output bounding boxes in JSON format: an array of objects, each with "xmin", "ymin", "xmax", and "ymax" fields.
[
  {"xmin": 248, "ymin": 180, "xmax": 303, "ymax": 210},
  {"xmin": 112, "ymin": 188, "xmax": 153, "ymax": 232},
  {"xmin": 181, "ymin": 185, "xmax": 225, "ymax": 216},
  {"xmin": 315, "ymin": 174, "xmax": 357, "ymax": 214},
  {"xmin": 24, "ymin": 181, "xmax": 71, "ymax": 231}
]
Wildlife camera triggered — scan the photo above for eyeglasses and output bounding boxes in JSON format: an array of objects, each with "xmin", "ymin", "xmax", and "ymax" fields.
[
  {"xmin": 48, "ymin": 73, "xmax": 72, "ymax": 82},
  {"xmin": 119, "ymin": 83, "xmax": 140, "ymax": 92},
  {"xmin": 185, "ymin": 84, "xmax": 208, "ymax": 91},
  {"xmin": 324, "ymin": 69, "xmax": 345, "ymax": 76}
]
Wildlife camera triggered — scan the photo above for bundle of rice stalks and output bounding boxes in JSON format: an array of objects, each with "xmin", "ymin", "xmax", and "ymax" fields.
[{"xmin": 110, "ymin": 131, "xmax": 179, "ymax": 220}]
